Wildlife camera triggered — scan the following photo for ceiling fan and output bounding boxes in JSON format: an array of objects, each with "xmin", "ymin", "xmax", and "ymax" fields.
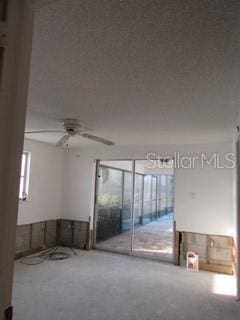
[{"xmin": 25, "ymin": 118, "xmax": 115, "ymax": 147}]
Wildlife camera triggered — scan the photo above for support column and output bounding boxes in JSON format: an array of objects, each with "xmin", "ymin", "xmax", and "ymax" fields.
[{"xmin": 0, "ymin": 1, "xmax": 33, "ymax": 319}]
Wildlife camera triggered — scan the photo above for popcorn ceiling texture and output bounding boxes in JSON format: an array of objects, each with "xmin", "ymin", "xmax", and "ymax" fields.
[{"xmin": 26, "ymin": 0, "xmax": 240, "ymax": 147}]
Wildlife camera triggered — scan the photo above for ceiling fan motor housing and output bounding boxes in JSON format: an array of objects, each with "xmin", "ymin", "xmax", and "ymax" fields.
[{"xmin": 63, "ymin": 118, "xmax": 83, "ymax": 135}]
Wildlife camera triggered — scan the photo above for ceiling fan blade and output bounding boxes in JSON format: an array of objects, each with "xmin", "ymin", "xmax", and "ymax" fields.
[
  {"xmin": 80, "ymin": 125, "xmax": 93, "ymax": 132},
  {"xmin": 56, "ymin": 134, "xmax": 70, "ymax": 147},
  {"xmin": 79, "ymin": 133, "xmax": 114, "ymax": 146},
  {"xmin": 25, "ymin": 130, "xmax": 65, "ymax": 134}
]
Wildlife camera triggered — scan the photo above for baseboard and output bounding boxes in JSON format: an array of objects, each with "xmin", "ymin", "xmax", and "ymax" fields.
[{"xmin": 199, "ymin": 262, "xmax": 233, "ymax": 275}]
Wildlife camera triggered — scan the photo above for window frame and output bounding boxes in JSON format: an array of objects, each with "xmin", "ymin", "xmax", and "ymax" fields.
[{"xmin": 19, "ymin": 151, "xmax": 31, "ymax": 200}]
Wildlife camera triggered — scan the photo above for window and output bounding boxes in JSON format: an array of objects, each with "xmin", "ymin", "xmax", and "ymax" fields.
[{"xmin": 19, "ymin": 152, "xmax": 30, "ymax": 200}]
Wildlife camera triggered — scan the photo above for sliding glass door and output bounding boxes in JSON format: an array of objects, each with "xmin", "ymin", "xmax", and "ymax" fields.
[
  {"xmin": 95, "ymin": 159, "xmax": 174, "ymax": 262},
  {"xmin": 132, "ymin": 160, "xmax": 174, "ymax": 261},
  {"xmin": 95, "ymin": 161, "xmax": 132, "ymax": 254}
]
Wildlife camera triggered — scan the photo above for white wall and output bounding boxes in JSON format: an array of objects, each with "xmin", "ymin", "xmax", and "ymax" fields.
[
  {"xmin": 17, "ymin": 139, "xmax": 63, "ymax": 225},
  {"xmin": 61, "ymin": 142, "xmax": 234, "ymax": 236},
  {"xmin": 18, "ymin": 139, "xmax": 234, "ymax": 236},
  {"xmin": 176, "ymin": 155, "xmax": 233, "ymax": 235}
]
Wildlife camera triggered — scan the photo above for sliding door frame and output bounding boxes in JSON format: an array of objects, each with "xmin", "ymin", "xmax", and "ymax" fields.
[
  {"xmin": 93, "ymin": 160, "xmax": 134, "ymax": 254},
  {"xmin": 130, "ymin": 160, "xmax": 136, "ymax": 254},
  {"xmin": 93, "ymin": 158, "xmax": 175, "ymax": 263}
]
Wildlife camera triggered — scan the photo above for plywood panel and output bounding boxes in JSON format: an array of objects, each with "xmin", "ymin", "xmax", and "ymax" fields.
[
  {"xmin": 179, "ymin": 231, "xmax": 234, "ymax": 274},
  {"xmin": 31, "ymin": 222, "xmax": 45, "ymax": 249},
  {"xmin": 15, "ymin": 225, "xmax": 31, "ymax": 254}
]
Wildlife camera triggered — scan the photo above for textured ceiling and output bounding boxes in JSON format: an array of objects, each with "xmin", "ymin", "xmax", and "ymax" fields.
[{"xmin": 26, "ymin": 0, "xmax": 240, "ymax": 147}]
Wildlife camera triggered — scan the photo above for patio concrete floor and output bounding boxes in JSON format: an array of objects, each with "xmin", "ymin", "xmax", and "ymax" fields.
[{"xmin": 96, "ymin": 213, "xmax": 173, "ymax": 261}]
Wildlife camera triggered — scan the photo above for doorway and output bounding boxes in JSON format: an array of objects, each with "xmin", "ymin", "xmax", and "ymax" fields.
[{"xmin": 94, "ymin": 159, "xmax": 175, "ymax": 262}]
